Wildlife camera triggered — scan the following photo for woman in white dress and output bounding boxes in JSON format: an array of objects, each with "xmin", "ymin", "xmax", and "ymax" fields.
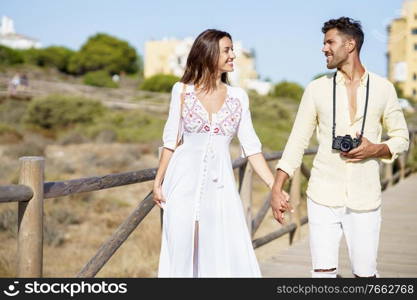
[{"xmin": 153, "ymin": 29, "xmax": 290, "ymax": 277}]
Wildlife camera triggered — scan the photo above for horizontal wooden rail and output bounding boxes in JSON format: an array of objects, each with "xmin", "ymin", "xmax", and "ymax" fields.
[
  {"xmin": 0, "ymin": 185, "xmax": 33, "ymax": 203},
  {"xmin": 44, "ymin": 168, "xmax": 157, "ymax": 199},
  {"xmin": 252, "ymin": 216, "xmax": 309, "ymax": 249}
]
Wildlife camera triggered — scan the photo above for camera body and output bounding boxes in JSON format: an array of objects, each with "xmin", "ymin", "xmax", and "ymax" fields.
[{"xmin": 332, "ymin": 135, "xmax": 361, "ymax": 152}]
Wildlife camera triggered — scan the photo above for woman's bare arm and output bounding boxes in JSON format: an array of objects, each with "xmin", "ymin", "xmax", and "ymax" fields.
[{"xmin": 153, "ymin": 147, "xmax": 175, "ymax": 208}]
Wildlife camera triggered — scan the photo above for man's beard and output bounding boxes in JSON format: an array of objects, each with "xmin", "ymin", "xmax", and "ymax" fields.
[{"xmin": 326, "ymin": 53, "xmax": 346, "ymax": 69}]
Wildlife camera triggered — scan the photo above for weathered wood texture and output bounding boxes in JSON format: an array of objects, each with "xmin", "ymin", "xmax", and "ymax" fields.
[
  {"xmin": 44, "ymin": 168, "xmax": 157, "ymax": 199},
  {"xmin": 17, "ymin": 157, "xmax": 44, "ymax": 277},
  {"xmin": 0, "ymin": 185, "xmax": 33, "ymax": 203}
]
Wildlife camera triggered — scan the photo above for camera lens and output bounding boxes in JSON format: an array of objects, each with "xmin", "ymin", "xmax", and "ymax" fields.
[{"xmin": 340, "ymin": 140, "xmax": 351, "ymax": 152}]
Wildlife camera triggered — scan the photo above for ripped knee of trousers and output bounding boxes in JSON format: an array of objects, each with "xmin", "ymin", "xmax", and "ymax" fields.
[
  {"xmin": 311, "ymin": 268, "xmax": 337, "ymax": 278},
  {"xmin": 354, "ymin": 273, "xmax": 377, "ymax": 278}
]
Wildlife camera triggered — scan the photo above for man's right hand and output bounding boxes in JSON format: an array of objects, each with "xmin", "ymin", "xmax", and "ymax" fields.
[
  {"xmin": 271, "ymin": 189, "xmax": 292, "ymax": 224},
  {"xmin": 271, "ymin": 169, "xmax": 292, "ymax": 224}
]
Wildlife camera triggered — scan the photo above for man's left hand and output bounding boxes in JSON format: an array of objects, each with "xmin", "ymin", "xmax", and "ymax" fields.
[{"xmin": 341, "ymin": 132, "xmax": 378, "ymax": 162}]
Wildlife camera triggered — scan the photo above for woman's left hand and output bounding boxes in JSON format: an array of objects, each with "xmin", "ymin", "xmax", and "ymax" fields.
[
  {"xmin": 153, "ymin": 184, "xmax": 166, "ymax": 209},
  {"xmin": 280, "ymin": 190, "xmax": 292, "ymax": 212}
]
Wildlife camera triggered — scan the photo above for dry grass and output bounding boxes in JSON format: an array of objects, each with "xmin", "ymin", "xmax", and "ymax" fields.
[
  {"xmin": 0, "ymin": 202, "xmax": 17, "ymax": 277},
  {"xmin": 40, "ymin": 182, "xmax": 160, "ymax": 277}
]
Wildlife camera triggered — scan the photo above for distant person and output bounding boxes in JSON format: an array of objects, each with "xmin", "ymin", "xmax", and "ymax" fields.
[
  {"xmin": 8, "ymin": 73, "xmax": 20, "ymax": 96},
  {"xmin": 20, "ymin": 73, "xmax": 29, "ymax": 91},
  {"xmin": 271, "ymin": 17, "xmax": 409, "ymax": 278},
  {"xmin": 153, "ymin": 29, "xmax": 290, "ymax": 277}
]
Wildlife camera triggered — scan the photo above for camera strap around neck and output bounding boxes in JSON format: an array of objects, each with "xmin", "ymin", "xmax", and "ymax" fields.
[{"xmin": 332, "ymin": 71, "xmax": 370, "ymax": 140}]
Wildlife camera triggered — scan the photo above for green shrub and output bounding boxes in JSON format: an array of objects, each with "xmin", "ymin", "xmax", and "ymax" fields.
[
  {"xmin": 249, "ymin": 92, "xmax": 295, "ymax": 150},
  {"xmin": 0, "ymin": 123, "xmax": 23, "ymax": 143},
  {"xmin": 0, "ymin": 123, "xmax": 17, "ymax": 135},
  {"xmin": 139, "ymin": 74, "xmax": 179, "ymax": 92},
  {"xmin": 312, "ymin": 72, "xmax": 333, "ymax": 80},
  {"xmin": 270, "ymin": 81, "xmax": 304, "ymax": 102},
  {"xmin": 0, "ymin": 45, "xmax": 23, "ymax": 65},
  {"xmin": 23, "ymin": 94, "xmax": 106, "ymax": 131},
  {"xmin": 0, "ymin": 99, "xmax": 29, "ymax": 127},
  {"xmin": 84, "ymin": 110, "xmax": 165, "ymax": 143},
  {"xmin": 37, "ymin": 46, "xmax": 74, "ymax": 72},
  {"xmin": 18, "ymin": 46, "xmax": 74, "ymax": 72},
  {"xmin": 67, "ymin": 33, "xmax": 139, "ymax": 75},
  {"xmin": 83, "ymin": 70, "xmax": 118, "ymax": 88},
  {"xmin": 19, "ymin": 48, "xmax": 43, "ymax": 65}
]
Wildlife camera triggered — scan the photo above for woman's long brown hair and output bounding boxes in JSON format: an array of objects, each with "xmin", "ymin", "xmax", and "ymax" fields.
[{"xmin": 181, "ymin": 29, "xmax": 232, "ymax": 93}]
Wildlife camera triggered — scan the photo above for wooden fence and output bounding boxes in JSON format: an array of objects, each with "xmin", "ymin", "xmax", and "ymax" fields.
[{"xmin": 0, "ymin": 129, "xmax": 416, "ymax": 277}]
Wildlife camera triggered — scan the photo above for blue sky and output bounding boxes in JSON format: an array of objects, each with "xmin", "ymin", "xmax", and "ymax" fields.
[{"xmin": 1, "ymin": 0, "xmax": 405, "ymax": 86}]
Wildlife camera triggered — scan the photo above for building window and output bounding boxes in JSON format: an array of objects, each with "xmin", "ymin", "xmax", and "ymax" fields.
[
  {"xmin": 412, "ymin": 28, "xmax": 417, "ymax": 34},
  {"xmin": 413, "ymin": 89, "xmax": 417, "ymax": 96},
  {"xmin": 415, "ymin": 44, "xmax": 417, "ymax": 51},
  {"xmin": 414, "ymin": 73, "xmax": 417, "ymax": 81}
]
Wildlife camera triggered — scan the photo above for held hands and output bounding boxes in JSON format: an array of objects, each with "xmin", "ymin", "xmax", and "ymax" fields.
[
  {"xmin": 340, "ymin": 132, "xmax": 378, "ymax": 162},
  {"xmin": 152, "ymin": 184, "xmax": 166, "ymax": 209},
  {"xmin": 270, "ymin": 190, "xmax": 293, "ymax": 225}
]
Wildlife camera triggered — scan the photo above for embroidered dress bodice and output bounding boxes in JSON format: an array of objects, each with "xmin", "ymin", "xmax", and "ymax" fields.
[{"xmin": 182, "ymin": 90, "xmax": 242, "ymax": 136}]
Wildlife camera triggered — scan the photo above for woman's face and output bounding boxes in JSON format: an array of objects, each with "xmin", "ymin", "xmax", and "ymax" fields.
[{"xmin": 217, "ymin": 37, "xmax": 236, "ymax": 74}]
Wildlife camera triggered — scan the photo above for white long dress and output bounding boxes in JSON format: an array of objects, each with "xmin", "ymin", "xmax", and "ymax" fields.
[{"xmin": 158, "ymin": 82, "xmax": 262, "ymax": 277}]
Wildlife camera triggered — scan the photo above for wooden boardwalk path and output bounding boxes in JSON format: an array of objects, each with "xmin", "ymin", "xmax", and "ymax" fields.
[{"xmin": 260, "ymin": 173, "xmax": 417, "ymax": 278}]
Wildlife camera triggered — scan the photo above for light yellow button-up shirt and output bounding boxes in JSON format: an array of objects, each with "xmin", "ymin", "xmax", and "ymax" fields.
[{"xmin": 276, "ymin": 69, "xmax": 409, "ymax": 210}]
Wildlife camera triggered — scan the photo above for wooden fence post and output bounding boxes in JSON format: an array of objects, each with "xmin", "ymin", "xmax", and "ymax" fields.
[
  {"xmin": 289, "ymin": 167, "xmax": 301, "ymax": 244},
  {"xmin": 384, "ymin": 162, "xmax": 393, "ymax": 188},
  {"xmin": 399, "ymin": 153, "xmax": 406, "ymax": 180},
  {"xmin": 240, "ymin": 163, "xmax": 253, "ymax": 235},
  {"xmin": 17, "ymin": 156, "xmax": 44, "ymax": 277}
]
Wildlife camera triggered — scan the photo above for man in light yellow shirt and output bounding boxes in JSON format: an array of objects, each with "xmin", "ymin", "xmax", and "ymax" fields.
[{"xmin": 271, "ymin": 17, "xmax": 409, "ymax": 278}]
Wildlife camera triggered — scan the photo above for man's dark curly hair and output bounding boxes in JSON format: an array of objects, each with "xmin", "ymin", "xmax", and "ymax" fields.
[{"xmin": 322, "ymin": 17, "xmax": 364, "ymax": 53}]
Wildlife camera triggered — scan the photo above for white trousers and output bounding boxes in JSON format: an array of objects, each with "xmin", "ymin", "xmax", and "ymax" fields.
[{"xmin": 307, "ymin": 198, "xmax": 381, "ymax": 278}]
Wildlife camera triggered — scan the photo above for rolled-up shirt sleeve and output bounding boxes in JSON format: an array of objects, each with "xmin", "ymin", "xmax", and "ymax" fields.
[
  {"xmin": 275, "ymin": 83, "xmax": 317, "ymax": 177},
  {"xmin": 162, "ymin": 82, "xmax": 182, "ymax": 150},
  {"xmin": 380, "ymin": 83, "xmax": 409, "ymax": 164},
  {"xmin": 237, "ymin": 89, "xmax": 262, "ymax": 158}
]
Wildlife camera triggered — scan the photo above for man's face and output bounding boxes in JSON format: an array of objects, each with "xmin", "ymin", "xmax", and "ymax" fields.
[{"xmin": 322, "ymin": 28, "xmax": 350, "ymax": 69}]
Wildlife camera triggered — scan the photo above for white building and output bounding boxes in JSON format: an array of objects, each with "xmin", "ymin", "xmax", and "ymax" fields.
[{"xmin": 0, "ymin": 16, "xmax": 41, "ymax": 49}]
